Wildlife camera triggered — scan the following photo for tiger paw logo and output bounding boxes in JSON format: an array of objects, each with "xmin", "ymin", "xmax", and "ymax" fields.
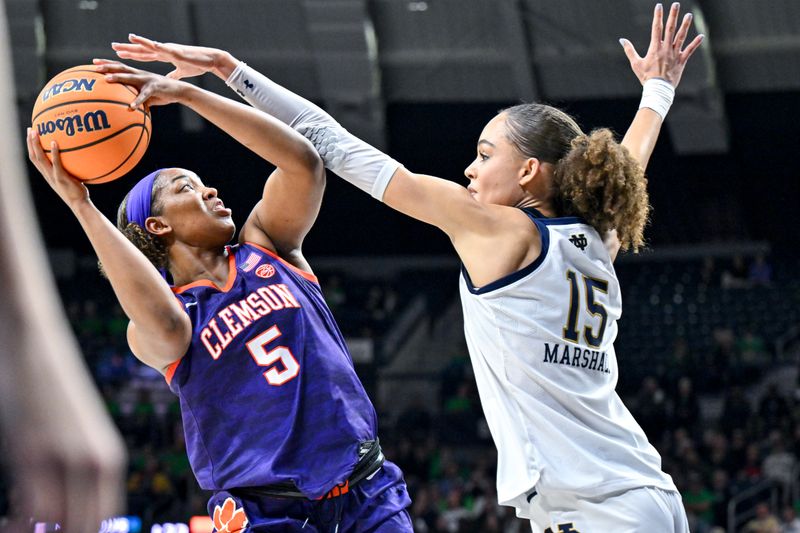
[
  {"xmin": 212, "ymin": 497, "xmax": 249, "ymax": 533},
  {"xmin": 255, "ymin": 263, "xmax": 276, "ymax": 278}
]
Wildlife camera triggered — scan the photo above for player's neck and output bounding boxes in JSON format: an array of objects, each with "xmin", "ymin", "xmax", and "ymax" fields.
[
  {"xmin": 169, "ymin": 244, "xmax": 230, "ymax": 287},
  {"xmin": 518, "ymin": 197, "xmax": 556, "ymax": 218}
]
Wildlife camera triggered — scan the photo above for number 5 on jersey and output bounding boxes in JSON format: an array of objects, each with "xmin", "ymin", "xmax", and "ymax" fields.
[
  {"xmin": 246, "ymin": 325, "xmax": 300, "ymax": 385},
  {"xmin": 563, "ymin": 269, "xmax": 609, "ymax": 348}
]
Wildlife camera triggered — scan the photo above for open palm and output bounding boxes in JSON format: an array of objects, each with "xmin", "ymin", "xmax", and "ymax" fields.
[{"xmin": 620, "ymin": 2, "xmax": 704, "ymax": 88}]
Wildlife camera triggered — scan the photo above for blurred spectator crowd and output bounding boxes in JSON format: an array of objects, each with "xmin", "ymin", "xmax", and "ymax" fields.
[{"xmin": 1, "ymin": 251, "xmax": 799, "ymax": 533}]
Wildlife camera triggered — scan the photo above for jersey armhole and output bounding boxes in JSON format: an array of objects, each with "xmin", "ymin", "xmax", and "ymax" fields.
[{"xmin": 461, "ymin": 218, "xmax": 550, "ymax": 295}]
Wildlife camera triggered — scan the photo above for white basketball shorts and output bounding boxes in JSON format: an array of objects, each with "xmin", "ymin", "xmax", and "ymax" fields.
[{"xmin": 526, "ymin": 486, "xmax": 688, "ymax": 533}]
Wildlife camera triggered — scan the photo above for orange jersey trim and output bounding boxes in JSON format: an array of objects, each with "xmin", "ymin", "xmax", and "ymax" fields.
[
  {"xmin": 163, "ymin": 295, "xmax": 189, "ymax": 385},
  {"xmin": 164, "ymin": 358, "xmax": 181, "ymax": 385},
  {"xmin": 244, "ymin": 242, "xmax": 319, "ymax": 284},
  {"xmin": 171, "ymin": 249, "xmax": 238, "ymax": 294}
]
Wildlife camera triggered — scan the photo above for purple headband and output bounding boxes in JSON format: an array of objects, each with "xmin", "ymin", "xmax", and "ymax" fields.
[
  {"xmin": 126, "ymin": 168, "xmax": 169, "ymax": 280},
  {"xmin": 126, "ymin": 169, "xmax": 166, "ymax": 230}
]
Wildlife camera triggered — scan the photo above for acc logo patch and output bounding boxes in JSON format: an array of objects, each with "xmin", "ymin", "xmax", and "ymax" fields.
[
  {"xmin": 255, "ymin": 263, "xmax": 276, "ymax": 279},
  {"xmin": 212, "ymin": 497, "xmax": 249, "ymax": 533}
]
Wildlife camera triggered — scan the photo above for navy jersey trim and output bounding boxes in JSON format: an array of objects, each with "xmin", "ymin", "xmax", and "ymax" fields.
[
  {"xmin": 461, "ymin": 211, "xmax": 550, "ymax": 295},
  {"xmin": 523, "ymin": 206, "xmax": 587, "ymax": 226}
]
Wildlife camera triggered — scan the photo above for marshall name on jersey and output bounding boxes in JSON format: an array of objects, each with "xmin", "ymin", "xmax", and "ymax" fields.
[
  {"xmin": 167, "ymin": 242, "xmax": 377, "ymax": 499},
  {"xmin": 541, "ymin": 342, "xmax": 611, "ymax": 374},
  {"xmin": 459, "ymin": 208, "xmax": 677, "ymax": 518}
]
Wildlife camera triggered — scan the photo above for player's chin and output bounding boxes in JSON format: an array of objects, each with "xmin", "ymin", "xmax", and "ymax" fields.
[{"xmin": 215, "ymin": 217, "xmax": 236, "ymax": 238}]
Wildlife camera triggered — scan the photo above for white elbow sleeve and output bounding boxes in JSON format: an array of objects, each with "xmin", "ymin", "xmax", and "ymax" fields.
[{"xmin": 300, "ymin": 125, "xmax": 401, "ymax": 201}]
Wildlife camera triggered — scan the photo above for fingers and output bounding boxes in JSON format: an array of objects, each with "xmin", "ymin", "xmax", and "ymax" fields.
[
  {"xmin": 111, "ymin": 42, "xmax": 159, "ymax": 62},
  {"xmin": 50, "ymin": 140, "xmax": 64, "ymax": 173},
  {"xmin": 680, "ymin": 34, "xmax": 705, "ymax": 63},
  {"xmin": 619, "ymin": 38, "xmax": 642, "ymax": 64},
  {"xmin": 111, "ymin": 34, "xmax": 164, "ymax": 63},
  {"xmin": 673, "ymin": 12, "xmax": 692, "ymax": 49},
  {"xmin": 130, "ymin": 91, "xmax": 149, "ymax": 109},
  {"xmin": 93, "ymin": 62, "xmax": 152, "ymax": 107},
  {"xmin": 27, "ymin": 129, "xmax": 50, "ymax": 173},
  {"xmin": 128, "ymin": 33, "xmax": 159, "ymax": 48},
  {"xmin": 649, "ymin": 3, "xmax": 664, "ymax": 53},
  {"xmin": 26, "ymin": 128, "xmax": 37, "ymax": 162},
  {"xmin": 663, "ymin": 3, "xmax": 680, "ymax": 45},
  {"xmin": 93, "ymin": 58, "xmax": 138, "ymax": 73}
]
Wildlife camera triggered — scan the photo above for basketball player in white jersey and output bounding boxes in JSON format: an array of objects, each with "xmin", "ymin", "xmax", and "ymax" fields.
[{"xmin": 108, "ymin": 3, "xmax": 702, "ymax": 530}]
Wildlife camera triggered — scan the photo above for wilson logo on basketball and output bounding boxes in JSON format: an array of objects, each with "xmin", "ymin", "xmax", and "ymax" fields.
[
  {"xmin": 41, "ymin": 78, "xmax": 96, "ymax": 102},
  {"xmin": 36, "ymin": 110, "xmax": 111, "ymax": 137},
  {"xmin": 255, "ymin": 264, "xmax": 276, "ymax": 278}
]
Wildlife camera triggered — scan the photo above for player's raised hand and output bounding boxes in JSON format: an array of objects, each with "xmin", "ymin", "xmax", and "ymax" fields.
[
  {"xmin": 93, "ymin": 59, "xmax": 187, "ymax": 109},
  {"xmin": 27, "ymin": 128, "xmax": 88, "ymax": 208},
  {"xmin": 620, "ymin": 2, "xmax": 704, "ymax": 88},
  {"xmin": 111, "ymin": 33, "xmax": 230, "ymax": 80}
]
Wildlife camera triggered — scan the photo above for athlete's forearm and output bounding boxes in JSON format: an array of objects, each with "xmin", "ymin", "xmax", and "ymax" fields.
[
  {"xmin": 225, "ymin": 61, "xmax": 333, "ymax": 129},
  {"xmin": 225, "ymin": 62, "xmax": 400, "ymax": 200},
  {"xmin": 178, "ymin": 83, "xmax": 320, "ymax": 176},
  {"xmin": 209, "ymin": 50, "xmax": 238, "ymax": 85},
  {"xmin": 71, "ymin": 201, "xmax": 186, "ymax": 346},
  {"xmin": 622, "ymin": 78, "xmax": 675, "ymax": 171},
  {"xmin": 621, "ymin": 107, "xmax": 663, "ymax": 171}
]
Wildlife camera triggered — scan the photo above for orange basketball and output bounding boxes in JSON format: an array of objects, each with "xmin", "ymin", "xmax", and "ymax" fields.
[{"xmin": 31, "ymin": 65, "xmax": 152, "ymax": 184}]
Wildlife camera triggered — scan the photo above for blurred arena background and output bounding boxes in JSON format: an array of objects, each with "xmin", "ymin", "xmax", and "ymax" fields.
[{"xmin": 2, "ymin": 1, "xmax": 800, "ymax": 532}]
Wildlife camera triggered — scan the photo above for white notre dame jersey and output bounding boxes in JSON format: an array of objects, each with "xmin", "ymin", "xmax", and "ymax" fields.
[{"xmin": 459, "ymin": 208, "xmax": 676, "ymax": 517}]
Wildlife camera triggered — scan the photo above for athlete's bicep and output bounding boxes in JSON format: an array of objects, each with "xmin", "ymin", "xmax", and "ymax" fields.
[
  {"xmin": 127, "ymin": 315, "xmax": 191, "ymax": 375},
  {"xmin": 382, "ymin": 167, "xmax": 494, "ymax": 239},
  {"xmin": 239, "ymin": 165, "xmax": 326, "ymax": 253}
]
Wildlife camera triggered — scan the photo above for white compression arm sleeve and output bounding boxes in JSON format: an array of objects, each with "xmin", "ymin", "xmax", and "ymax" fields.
[{"xmin": 226, "ymin": 62, "xmax": 401, "ymax": 201}]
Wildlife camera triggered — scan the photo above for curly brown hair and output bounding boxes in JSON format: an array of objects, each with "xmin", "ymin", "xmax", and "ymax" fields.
[
  {"xmin": 552, "ymin": 129, "xmax": 649, "ymax": 252},
  {"xmin": 502, "ymin": 104, "xmax": 650, "ymax": 253},
  {"xmin": 98, "ymin": 173, "xmax": 170, "ymax": 277}
]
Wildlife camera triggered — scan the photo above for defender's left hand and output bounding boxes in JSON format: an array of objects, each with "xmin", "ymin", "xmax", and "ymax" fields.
[{"xmin": 620, "ymin": 2, "xmax": 704, "ymax": 88}]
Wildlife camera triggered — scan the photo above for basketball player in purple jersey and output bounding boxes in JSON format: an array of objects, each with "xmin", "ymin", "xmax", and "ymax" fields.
[{"xmin": 26, "ymin": 63, "xmax": 412, "ymax": 532}]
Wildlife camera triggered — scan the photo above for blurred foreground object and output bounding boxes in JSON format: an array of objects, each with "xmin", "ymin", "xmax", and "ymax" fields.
[{"xmin": 0, "ymin": 2, "xmax": 126, "ymax": 531}]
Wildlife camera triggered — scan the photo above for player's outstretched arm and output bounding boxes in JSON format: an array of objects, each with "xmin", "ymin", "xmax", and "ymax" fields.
[
  {"xmin": 619, "ymin": 2, "xmax": 704, "ymax": 169},
  {"xmin": 603, "ymin": 2, "xmax": 703, "ymax": 260},
  {"xmin": 93, "ymin": 60, "xmax": 325, "ymax": 257},
  {"xmin": 26, "ymin": 131, "xmax": 191, "ymax": 372}
]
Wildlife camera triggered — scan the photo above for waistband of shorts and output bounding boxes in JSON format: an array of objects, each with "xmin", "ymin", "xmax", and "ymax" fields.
[{"xmin": 229, "ymin": 438, "xmax": 385, "ymax": 500}]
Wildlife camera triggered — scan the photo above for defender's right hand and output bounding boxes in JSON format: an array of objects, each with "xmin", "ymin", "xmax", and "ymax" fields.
[
  {"xmin": 27, "ymin": 128, "xmax": 89, "ymax": 209},
  {"xmin": 112, "ymin": 34, "xmax": 233, "ymax": 80}
]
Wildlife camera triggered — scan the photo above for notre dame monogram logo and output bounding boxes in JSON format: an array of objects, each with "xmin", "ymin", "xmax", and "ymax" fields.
[
  {"xmin": 569, "ymin": 233, "xmax": 588, "ymax": 251},
  {"xmin": 544, "ymin": 524, "xmax": 581, "ymax": 533}
]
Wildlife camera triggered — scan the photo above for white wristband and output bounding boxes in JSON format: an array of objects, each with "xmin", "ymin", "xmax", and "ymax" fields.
[{"xmin": 639, "ymin": 78, "xmax": 675, "ymax": 120}]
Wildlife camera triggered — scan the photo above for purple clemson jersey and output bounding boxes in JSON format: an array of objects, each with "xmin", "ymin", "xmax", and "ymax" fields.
[{"xmin": 167, "ymin": 242, "xmax": 377, "ymax": 498}]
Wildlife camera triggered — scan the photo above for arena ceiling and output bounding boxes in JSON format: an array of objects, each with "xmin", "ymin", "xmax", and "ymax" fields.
[{"xmin": 6, "ymin": 0, "xmax": 800, "ymax": 155}]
